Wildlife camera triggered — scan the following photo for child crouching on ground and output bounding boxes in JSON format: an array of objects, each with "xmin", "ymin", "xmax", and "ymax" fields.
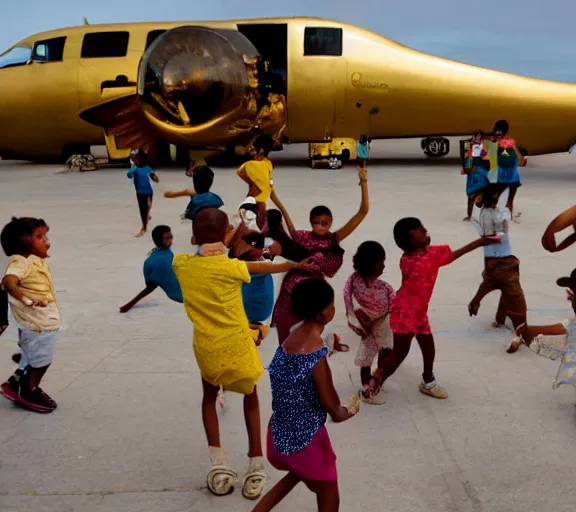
[
  {"xmin": 0, "ymin": 217, "xmax": 61, "ymax": 413},
  {"xmin": 172, "ymin": 208, "xmax": 316, "ymax": 500},
  {"xmin": 344, "ymin": 241, "xmax": 394, "ymax": 404}
]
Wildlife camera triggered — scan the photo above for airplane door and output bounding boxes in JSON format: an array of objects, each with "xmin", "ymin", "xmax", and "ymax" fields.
[
  {"xmin": 77, "ymin": 31, "xmax": 139, "ymax": 112},
  {"xmin": 287, "ymin": 26, "xmax": 346, "ymax": 141}
]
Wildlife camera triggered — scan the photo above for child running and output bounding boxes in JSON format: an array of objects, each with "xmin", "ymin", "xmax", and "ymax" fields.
[
  {"xmin": 119, "ymin": 225, "xmax": 183, "ymax": 313},
  {"xmin": 164, "ymin": 165, "xmax": 224, "ymax": 221},
  {"xmin": 344, "ymin": 241, "xmax": 394, "ymax": 403},
  {"xmin": 271, "ymin": 166, "xmax": 370, "ymax": 345},
  {"xmin": 468, "ymin": 185, "xmax": 528, "ymax": 352},
  {"xmin": 0, "ymin": 217, "xmax": 61, "ymax": 413},
  {"xmin": 172, "ymin": 208, "xmax": 317, "ymax": 500},
  {"xmin": 371, "ymin": 218, "xmax": 495, "ymax": 399},
  {"xmin": 253, "ymin": 279, "xmax": 361, "ymax": 512},
  {"xmin": 127, "ymin": 148, "xmax": 159, "ymax": 237},
  {"xmin": 237, "ymin": 134, "xmax": 275, "ymax": 229},
  {"xmin": 511, "ymin": 269, "xmax": 576, "ymax": 389}
]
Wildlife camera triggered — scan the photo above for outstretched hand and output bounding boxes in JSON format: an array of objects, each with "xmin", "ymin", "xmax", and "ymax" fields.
[{"xmin": 295, "ymin": 258, "xmax": 320, "ymax": 273}]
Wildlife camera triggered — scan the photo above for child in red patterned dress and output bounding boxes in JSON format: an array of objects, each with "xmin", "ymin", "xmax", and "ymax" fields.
[{"xmin": 373, "ymin": 218, "xmax": 495, "ymax": 399}]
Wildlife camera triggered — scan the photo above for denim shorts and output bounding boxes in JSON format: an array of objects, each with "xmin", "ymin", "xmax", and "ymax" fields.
[{"xmin": 18, "ymin": 329, "xmax": 57, "ymax": 369}]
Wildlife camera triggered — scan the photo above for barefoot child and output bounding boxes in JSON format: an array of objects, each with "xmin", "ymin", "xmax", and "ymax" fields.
[
  {"xmin": 127, "ymin": 149, "xmax": 159, "ymax": 237},
  {"xmin": 253, "ymin": 279, "xmax": 360, "ymax": 512},
  {"xmin": 468, "ymin": 185, "xmax": 528, "ymax": 352},
  {"xmin": 0, "ymin": 217, "xmax": 61, "ymax": 413},
  {"xmin": 172, "ymin": 208, "xmax": 317, "ymax": 499},
  {"xmin": 164, "ymin": 165, "xmax": 224, "ymax": 221},
  {"xmin": 344, "ymin": 241, "xmax": 394, "ymax": 403},
  {"xmin": 373, "ymin": 218, "xmax": 495, "ymax": 399},
  {"xmin": 237, "ymin": 134, "xmax": 275, "ymax": 229},
  {"xmin": 271, "ymin": 166, "xmax": 370, "ymax": 345},
  {"xmin": 119, "ymin": 226, "xmax": 183, "ymax": 313},
  {"xmin": 512, "ymin": 269, "xmax": 576, "ymax": 389}
]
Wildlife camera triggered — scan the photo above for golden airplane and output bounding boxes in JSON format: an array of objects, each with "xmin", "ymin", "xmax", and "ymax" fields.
[{"xmin": 1, "ymin": 16, "xmax": 575, "ymax": 165}]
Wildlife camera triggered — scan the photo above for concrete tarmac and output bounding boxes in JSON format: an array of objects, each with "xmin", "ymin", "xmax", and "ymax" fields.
[{"xmin": 1, "ymin": 140, "xmax": 576, "ymax": 512}]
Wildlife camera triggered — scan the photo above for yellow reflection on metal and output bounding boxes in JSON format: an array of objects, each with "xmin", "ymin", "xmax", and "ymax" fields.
[{"xmin": 0, "ymin": 17, "xmax": 575, "ymax": 162}]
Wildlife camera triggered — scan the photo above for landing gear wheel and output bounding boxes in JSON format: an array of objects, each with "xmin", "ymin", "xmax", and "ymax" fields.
[
  {"xmin": 328, "ymin": 157, "xmax": 343, "ymax": 169},
  {"xmin": 422, "ymin": 137, "xmax": 450, "ymax": 158}
]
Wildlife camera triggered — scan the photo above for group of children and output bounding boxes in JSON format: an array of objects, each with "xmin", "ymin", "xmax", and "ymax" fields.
[{"xmin": 3, "ymin": 132, "xmax": 576, "ymax": 512}]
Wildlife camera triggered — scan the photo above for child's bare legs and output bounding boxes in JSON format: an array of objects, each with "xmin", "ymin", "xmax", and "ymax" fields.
[
  {"xmin": 415, "ymin": 334, "xmax": 435, "ymax": 384},
  {"xmin": 201, "ymin": 379, "xmax": 221, "ymax": 447},
  {"xmin": 373, "ymin": 333, "xmax": 413, "ymax": 386},
  {"xmin": 119, "ymin": 284, "xmax": 158, "ymax": 313},
  {"xmin": 305, "ymin": 480, "xmax": 340, "ymax": 512},
  {"xmin": 244, "ymin": 387, "xmax": 263, "ymax": 457},
  {"xmin": 360, "ymin": 366, "xmax": 372, "ymax": 387},
  {"xmin": 252, "ymin": 472, "xmax": 301, "ymax": 512}
]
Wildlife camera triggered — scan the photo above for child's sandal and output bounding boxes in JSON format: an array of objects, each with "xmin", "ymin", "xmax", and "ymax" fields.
[
  {"xmin": 507, "ymin": 323, "xmax": 526, "ymax": 353},
  {"xmin": 207, "ymin": 447, "xmax": 237, "ymax": 496},
  {"xmin": 242, "ymin": 456, "xmax": 266, "ymax": 500}
]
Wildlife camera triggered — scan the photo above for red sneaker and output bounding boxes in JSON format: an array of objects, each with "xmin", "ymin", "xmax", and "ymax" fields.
[
  {"xmin": 18, "ymin": 387, "xmax": 57, "ymax": 413},
  {"xmin": 0, "ymin": 376, "xmax": 20, "ymax": 403}
]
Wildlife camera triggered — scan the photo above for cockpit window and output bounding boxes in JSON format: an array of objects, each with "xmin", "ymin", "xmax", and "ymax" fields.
[
  {"xmin": 33, "ymin": 37, "xmax": 66, "ymax": 62},
  {"xmin": 304, "ymin": 27, "xmax": 342, "ymax": 56},
  {"xmin": 0, "ymin": 46, "xmax": 32, "ymax": 69},
  {"xmin": 146, "ymin": 30, "xmax": 166, "ymax": 49}
]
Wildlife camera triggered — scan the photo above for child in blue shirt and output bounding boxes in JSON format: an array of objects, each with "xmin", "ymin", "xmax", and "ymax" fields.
[
  {"xmin": 119, "ymin": 225, "xmax": 183, "ymax": 313},
  {"xmin": 357, "ymin": 134, "xmax": 370, "ymax": 166},
  {"xmin": 164, "ymin": 165, "xmax": 224, "ymax": 221},
  {"xmin": 127, "ymin": 149, "xmax": 159, "ymax": 237}
]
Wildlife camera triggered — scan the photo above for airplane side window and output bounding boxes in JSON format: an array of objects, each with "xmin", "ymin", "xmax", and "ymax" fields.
[
  {"xmin": 0, "ymin": 46, "xmax": 32, "ymax": 69},
  {"xmin": 146, "ymin": 30, "xmax": 167, "ymax": 49},
  {"xmin": 304, "ymin": 27, "xmax": 342, "ymax": 56},
  {"xmin": 81, "ymin": 32, "xmax": 130, "ymax": 58},
  {"xmin": 33, "ymin": 37, "xmax": 66, "ymax": 63}
]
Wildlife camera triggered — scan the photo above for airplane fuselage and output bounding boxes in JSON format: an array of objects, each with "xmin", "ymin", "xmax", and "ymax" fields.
[{"xmin": 1, "ymin": 17, "xmax": 575, "ymax": 161}]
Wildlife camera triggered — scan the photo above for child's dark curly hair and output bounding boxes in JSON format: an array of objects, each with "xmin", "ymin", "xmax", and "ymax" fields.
[
  {"xmin": 192, "ymin": 165, "xmax": 214, "ymax": 194},
  {"xmin": 393, "ymin": 217, "xmax": 422, "ymax": 253},
  {"xmin": 253, "ymin": 134, "xmax": 274, "ymax": 157},
  {"xmin": 353, "ymin": 241, "xmax": 385, "ymax": 277},
  {"xmin": 1, "ymin": 217, "xmax": 49, "ymax": 256},
  {"xmin": 290, "ymin": 279, "xmax": 334, "ymax": 321}
]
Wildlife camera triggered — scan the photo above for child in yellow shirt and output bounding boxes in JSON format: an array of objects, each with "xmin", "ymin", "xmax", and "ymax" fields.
[
  {"xmin": 236, "ymin": 134, "xmax": 275, "ymax": 230},
  {"xmin": 0, "ymin": 217, "xmax": 61, "ymax": 414},
  {"xmin": 172, "ymin": 207, "xmax": 316, "ymax": 500}
]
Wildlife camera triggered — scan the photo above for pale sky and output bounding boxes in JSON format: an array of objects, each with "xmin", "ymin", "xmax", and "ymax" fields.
[{"xmin": 2, "ymin": 0, "xmax": 575, "ymax": 81}]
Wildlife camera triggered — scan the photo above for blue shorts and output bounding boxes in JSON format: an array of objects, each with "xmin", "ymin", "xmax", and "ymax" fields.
[{"xmin": 18, "ymin": 329, "xmax": 57, "ymax": 368}]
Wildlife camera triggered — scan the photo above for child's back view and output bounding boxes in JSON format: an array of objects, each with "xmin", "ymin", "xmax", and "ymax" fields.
[
  {"xmin": 172, "ymin": 207, "xmax": 316, "ymax": 500},
  {"xmin": 164, "ymin": 165, "xmax": 224, "ymax": 221}
]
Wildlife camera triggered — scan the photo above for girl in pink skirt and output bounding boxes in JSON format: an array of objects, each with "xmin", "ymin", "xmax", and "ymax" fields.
[{"xmin": 253, "ymin": 279, "xmax": 360, "ymax": 512}]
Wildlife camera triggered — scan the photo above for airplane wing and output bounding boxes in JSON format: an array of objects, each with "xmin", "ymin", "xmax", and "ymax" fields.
[{"xmin": 79, "ymin": 95, "xmax": 159, "ymax": 163}]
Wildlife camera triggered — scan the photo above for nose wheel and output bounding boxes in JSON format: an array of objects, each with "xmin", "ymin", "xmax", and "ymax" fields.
[
  {"xmin": 328, "ymin": 156, "xmax": 343, "ymax": 169},
  {"xmin": 422, "ymin": 137, "xmax": 450, "ymax": 158}
]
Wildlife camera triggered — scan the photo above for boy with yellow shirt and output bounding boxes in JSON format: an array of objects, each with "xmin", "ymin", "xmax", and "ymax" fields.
[
  {"xmin": 172, "ymin": 208, "xmax": 316, "ymax": 500},
  {"xmin": 237, "ymin": 134, "xmax": 275, "ymax": 229},
  {"xmin": 0, "ymin": 217, "xmax": 61, "ymax": 413}
]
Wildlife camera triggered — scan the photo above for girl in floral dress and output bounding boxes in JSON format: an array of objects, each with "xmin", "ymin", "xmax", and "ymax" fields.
[
  {"xmin": 253, "ymin": 279, "xmax": 360, "ymax": 512},
  {"xmin": 343, "ymin": 241, "xmax": 394, "ymax": 403},
  {"xmin": 270, "ymin": 167, "xmax": 370, "ymax": 345},
  {"xmin": 373, "ymin": 217, "xmax": 494, "ymax": 400}
]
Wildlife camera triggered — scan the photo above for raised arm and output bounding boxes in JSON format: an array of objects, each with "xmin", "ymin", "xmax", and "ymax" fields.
[
  {"xmin": 270, "ymin": 189, "xmax": 297, "ymax": 238},
  {"xmin": 312, "ymin": 357, "xmax": 358, "ymax": 423},
  {"xmin": 164, "ymin": 188, "xmax": 196, "ymax": 199},
  {"xmin": 542, "ymin": 204, "xmax": 576, "ymax": 253},
  {"xmin": 334, "ymin": 167, "xmax": 369, "ymax": 243}
]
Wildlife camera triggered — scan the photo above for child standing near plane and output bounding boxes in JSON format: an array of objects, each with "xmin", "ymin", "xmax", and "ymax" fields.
[
  {"xmin": 237, "ymin": 135, "xmax": 275, "ymax": 229},
  {"xmin": 127, "ymin": 149, "xmax": 159, "ymax": 238}
]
